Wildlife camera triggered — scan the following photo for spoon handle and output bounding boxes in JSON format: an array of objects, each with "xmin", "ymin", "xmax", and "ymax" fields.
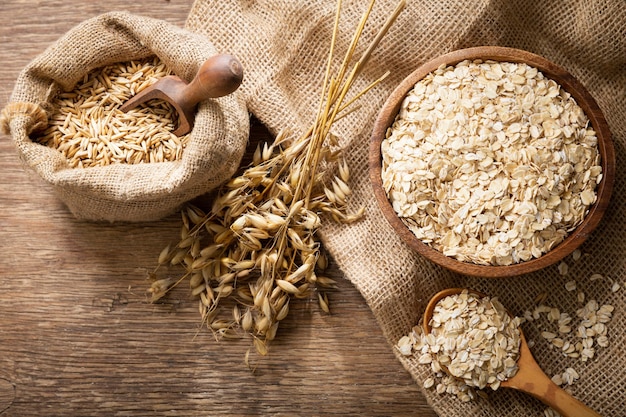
[
  {"xmin": 179, "ymin": 54, "xmax": 243, "ymax": 108},
  {"xmin": 506, "ymin": 338, "xmax": 601, "ymax": 417}
]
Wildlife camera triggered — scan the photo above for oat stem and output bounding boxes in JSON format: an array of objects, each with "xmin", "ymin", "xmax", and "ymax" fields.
[
  {"xmin": 151, "ymin": 0, "xmax": 406, "ymax": 356},
  {"xmin": 301, "ymin": 0, "xmax": 405, "ymax": 203}
]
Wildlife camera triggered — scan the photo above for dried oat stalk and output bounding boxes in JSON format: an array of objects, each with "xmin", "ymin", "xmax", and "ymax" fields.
[{"xmin": 150, "ymin": 0, "xmax": 406, "ymax": 355}]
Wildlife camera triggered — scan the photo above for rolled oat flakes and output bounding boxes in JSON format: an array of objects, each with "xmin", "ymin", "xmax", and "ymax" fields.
[
  {"xmin": 381, "ymin": 59, "xmax": 602, "ymax": 266},
  {"xmin": 398, "ymin": 290, "xmax": 523, "ymax": 402}
]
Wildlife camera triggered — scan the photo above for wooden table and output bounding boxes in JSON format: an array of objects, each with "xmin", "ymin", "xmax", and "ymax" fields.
[{"xmin": 0, "ymin": 1, "xmax": 437, "ymax": 415}]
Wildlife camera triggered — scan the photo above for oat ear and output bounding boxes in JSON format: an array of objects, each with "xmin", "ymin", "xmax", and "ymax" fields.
[{"xmin": 148, "ymin": 0, "xmax": 405, "ymax": 357}]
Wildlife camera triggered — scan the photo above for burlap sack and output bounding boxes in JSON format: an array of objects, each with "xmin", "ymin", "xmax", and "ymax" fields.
[
  {"xmin": 186, "ymin": 0, "xmax": 625, "ymax": 416},
  {"xmin": 1, "ymin": 12, "xmax": 249, "ymax": 222}
]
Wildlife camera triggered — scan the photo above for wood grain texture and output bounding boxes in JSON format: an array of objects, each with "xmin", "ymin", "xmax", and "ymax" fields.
[{"xmin": 0, "ymin": 1, "xmax": 437, "ymax": 416}]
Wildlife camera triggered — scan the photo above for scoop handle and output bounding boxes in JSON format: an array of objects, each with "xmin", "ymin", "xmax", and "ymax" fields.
[
  {"xmin": 179, "ymin": 54, "xmax": 244, "ymax": 108},
  {"xmin": 504, "ymin": 334, "xmax": 601, "ymax": 417}
]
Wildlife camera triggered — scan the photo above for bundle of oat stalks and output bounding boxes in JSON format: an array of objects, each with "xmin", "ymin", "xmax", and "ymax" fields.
[{"xmin": 150, "ymin": 0, "xmax": 406, "ymax": 356}]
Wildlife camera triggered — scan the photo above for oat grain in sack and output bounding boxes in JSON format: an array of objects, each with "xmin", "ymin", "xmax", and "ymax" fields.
[{"xmin": 1, "ymin": 12, "xmax": 249, "ymax": 222}]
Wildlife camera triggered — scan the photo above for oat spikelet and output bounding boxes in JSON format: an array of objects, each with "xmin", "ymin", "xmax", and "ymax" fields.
[{"xmin": 150, "ymin": 0, "xmax": 406, "ymax": 357}]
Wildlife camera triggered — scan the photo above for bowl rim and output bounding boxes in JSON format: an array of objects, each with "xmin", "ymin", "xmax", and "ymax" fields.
[{"xmin": 369, "ymin": 46, "xmax": 616, "ymax": 278}]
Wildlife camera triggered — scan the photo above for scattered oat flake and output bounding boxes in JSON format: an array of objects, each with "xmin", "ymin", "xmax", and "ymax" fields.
[
  {"xmin": 544, "ymin": 407, "xmax": 562, "ymax": 417},
  {"xmin": 589, "ymin": 273, "xmax": 604, "ymax": 281},
  {"xmin": 551, "ymin": 373, "xmax": 564, "ymax": 386}
]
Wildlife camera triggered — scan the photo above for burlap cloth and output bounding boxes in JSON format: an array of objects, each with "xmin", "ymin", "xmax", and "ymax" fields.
[
  {"xmin": 2, "ymin": 12, "xmax": 249, "ymax": 222},
  {"xmin": 186, "ymin": 0, "xmax": 624, "ymax": 416}
]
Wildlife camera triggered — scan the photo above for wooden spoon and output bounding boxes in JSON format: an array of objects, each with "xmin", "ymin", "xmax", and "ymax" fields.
[
  {"xmin": 120, "ymin": 54, "xmax": 243, "ymax": 136},
  {"xmin": 423, "ymin": 288, "xmax": 602, "ymax": 417}
]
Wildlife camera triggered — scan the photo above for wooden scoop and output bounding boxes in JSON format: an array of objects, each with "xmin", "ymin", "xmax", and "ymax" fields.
[
  {"xmin": 423, "ymin": 288, "xmax": 601, "ymax": 417},
  {"xmin": 120, "ymin": 54, "xmax": 243, "ymax": 136}
]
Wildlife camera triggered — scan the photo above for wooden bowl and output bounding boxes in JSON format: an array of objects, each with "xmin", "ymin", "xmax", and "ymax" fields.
[{"xmin": 369, "ymin": 46, "xmax": 615, "ymax": 278}]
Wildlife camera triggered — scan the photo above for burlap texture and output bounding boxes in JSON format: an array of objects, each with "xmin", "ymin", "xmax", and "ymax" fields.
[
  {"xmin": 2, "ymin": 12, "xmax": 249, "ymax": 222},
  {"xmin": 186, "ymin": 0, "xmax": 625, "ymax": 415}
]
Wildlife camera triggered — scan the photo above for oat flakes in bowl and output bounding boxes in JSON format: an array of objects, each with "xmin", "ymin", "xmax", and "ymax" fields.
[{"xmin": 369, "ymin": 47, "xmax": 615, "ymax": 277}]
